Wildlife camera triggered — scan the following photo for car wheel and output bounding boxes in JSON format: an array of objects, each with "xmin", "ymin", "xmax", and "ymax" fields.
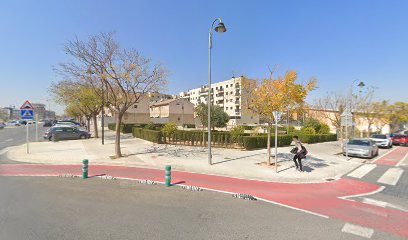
[
  {"xmin": 80, "ymin": 135, "xmax": 86, "ymax": 139},
  {"xmin": 48, "ymin": 136, "xmax": 52, "ymax": 141}
]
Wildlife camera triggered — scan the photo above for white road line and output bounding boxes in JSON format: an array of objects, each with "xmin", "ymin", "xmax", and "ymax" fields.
[
  {"xmin": 0, "ymin": 147, "xmax": 11, "ymax": 155},
  {"xmin": 347, "ymin": 164, "xmax": 376, "ymax": 179},
  {"xmin": 396, "ymin": 151, "xmax": 408, "ymax": 167},
  {"xmin": 4, "ymin": 138, "xmax": 13, "ymax": 142},
  {"xmin": 341, "ymin": 223, "xmax": 374, "ymax": 239},
  {"xmin": 377, "ymin": 168, "xmax": 404, "ymax": 186},
  {"xmin": 362, "ymin": 198, "xmax": 388, "ymax": 208}
]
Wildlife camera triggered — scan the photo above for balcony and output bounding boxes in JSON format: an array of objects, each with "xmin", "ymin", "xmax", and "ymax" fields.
[
  {"xmin": 235, "ymin": 100, "xmax": 240, "ymax": 105},
  {"xmin": 235, "ymin": 84, "xmax": 240, "ymax": 89},
  {"xmin": 235, "ymin": 109, "xmax": 241, "ymax": 115},
  {"xmin": 235, "ymin": 92, "xmax": 240, "ymax": 96},
  {"xmin": 216, "ymin": 99, "xmax": 224, "ymax": 104},
  {"xmin": 218, "ymin": 88, "xmax": 224, "ymax": 93}
]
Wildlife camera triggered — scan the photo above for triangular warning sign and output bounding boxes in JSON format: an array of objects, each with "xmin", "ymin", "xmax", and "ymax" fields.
[
  {"xmin": 23, "ymin": 110, "xmax": 33, "ymax": 117},
  {"xmin": 20, "ymin": 100, "xmax": 33, "ymax": 110}
]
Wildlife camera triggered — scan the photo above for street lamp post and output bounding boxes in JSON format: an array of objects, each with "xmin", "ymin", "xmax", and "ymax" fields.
[{"xmin": 208, "ymin": 18, "xmax": 227, "ymax": 165}]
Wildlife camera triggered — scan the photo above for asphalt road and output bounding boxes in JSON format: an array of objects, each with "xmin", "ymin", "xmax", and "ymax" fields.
[
  {"xmin": 0, "ymin": 125, "xmax": 47, "ymax": 163},
  {"xmin": 0, "ymin": 176, "xmax": 402, "ymax": 240}
]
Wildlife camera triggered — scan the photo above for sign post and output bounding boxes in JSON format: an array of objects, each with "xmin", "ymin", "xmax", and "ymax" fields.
[
  {"xmin": 20, "ymin": 100, "xmax": 34, "ymax": 154},
  {"xmin": 341, "ymin": 109, "xmax": 353, "ymax": 160},
  {"xmin": 272, "ymin": 111, "xmax": 283, "ymax": 173}
]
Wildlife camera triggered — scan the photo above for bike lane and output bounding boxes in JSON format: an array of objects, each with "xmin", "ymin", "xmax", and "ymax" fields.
[{"xmin": 1, "ymin": 163, "xmax": 407, "ymax": 238}]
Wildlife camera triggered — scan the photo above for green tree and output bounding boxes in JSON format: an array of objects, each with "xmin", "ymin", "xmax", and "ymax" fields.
[
  {"xmin": 161, "ymin": 122, "xmax": 178, "ymax": 136},
  {"xmin": 230, "ymin": 125, "xmax": 245, "ymax": 141},
  {"xmin": 195, "ymin": 103, "xmax": 229, "ymax": 130},
  {"xmin": 318, "ymin": 123, "xmax": 330, "ymax": 134},
  {"xmin": 301, "ymin": 127, "xmax": 316, "ymax": 134},
  {"xmin": 303, "ymin": 118, "xmax": 322, "ymax": 133}
]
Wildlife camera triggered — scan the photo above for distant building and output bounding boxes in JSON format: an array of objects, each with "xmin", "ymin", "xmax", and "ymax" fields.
[
  {"xmin": 45, "ymin": 110, "xmax": 56, "ymax": 120},
  {"xmin": 180, "ymin": 76, "xmax": 259, "ymax": 126},
  {"xmin": 150, "ymin": 98, "xmax": 194, "ymax": 125},
  {"xmin": 31, "ymin": 103, "xmax": 46, "ymax": 120}
]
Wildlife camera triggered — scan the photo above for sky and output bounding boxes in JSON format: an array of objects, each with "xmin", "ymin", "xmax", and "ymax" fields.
[{"xmin": 0, "ymin": 0, "xmax": 407, "ymax": 114}]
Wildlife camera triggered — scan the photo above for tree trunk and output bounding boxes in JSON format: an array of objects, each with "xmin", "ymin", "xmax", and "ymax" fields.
[
  {"xmin": 86, "ymin": 118, "xmax": 91, "ymax": 132},
  {"xmin": 267, "ymin": 122, "xmax": 271, "ymax": 165},
  {"xmin": 93, "ymin": 114, "xmax": 99, "ymax": 138},
  {"xmin": 114, "ymin": 113, "xmax": 123, "ymax": 158}
]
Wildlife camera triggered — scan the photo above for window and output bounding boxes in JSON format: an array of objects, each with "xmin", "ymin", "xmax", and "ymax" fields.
[
  {"xmin": 216, "ymin": 87, "xmax": 218, "ymax": 90},
  {"xmin": 178, "ymin": 117, "xmax": 180, "ymax": 121},
  {"xmin": 226, "ymin": 85, "xmax": 228, "ymax": 88},
  {"xmin": 230, "ymin": 84, "xmax": 233, "ymax": 87},
  {"xmin": 134, "ymin": 105, "xmax": 138, "ymax": 108},
  {"xmin": 230, "ymin": 91, "xmax": 233, "ymax": 94}
]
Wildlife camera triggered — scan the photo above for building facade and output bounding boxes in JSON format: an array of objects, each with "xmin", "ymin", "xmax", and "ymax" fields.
[
  {"xmin": 150, "ymin": 98, "xmax": 194, "ymax": 125},
  {"xmin": 180, "ymin": 76, "xmax": 259, "ymax": 126},
  {"xmin": 31, "ymin": 103, "xmax": 46, "ymax": 120}
]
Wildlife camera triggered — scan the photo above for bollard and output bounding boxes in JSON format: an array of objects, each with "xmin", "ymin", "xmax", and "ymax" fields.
[
  {"xmin": 165, "ymin": 165, "xmax": 171, "ymax": 187},
  {"xmin": 82, "ymin": 159, "xmax": 89, "ymax": 179}
]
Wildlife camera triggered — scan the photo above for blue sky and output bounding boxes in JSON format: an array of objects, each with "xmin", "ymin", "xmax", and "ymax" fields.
[{"xmin": 0, "ymin": 0, "xmax": 407, "ymax": 113}]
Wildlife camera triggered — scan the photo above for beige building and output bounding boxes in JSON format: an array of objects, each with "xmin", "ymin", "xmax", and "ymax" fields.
[
  {"xmin": 180, "ymin": 76, "xmax": 259, "ymax": 126},
  {"xmin": 150, "ymin": 98, "xmax": 194, "ymax": 125},
  {"xmin": 300, "ymin": 108, "xmax": 390, "ymax": 135},
  {"xmin": 32, "ymin": 103, "xmax": 46, "ymax": 120}
]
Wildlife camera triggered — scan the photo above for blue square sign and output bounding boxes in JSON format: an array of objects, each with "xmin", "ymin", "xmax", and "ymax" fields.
[{"xmin": 20, "ymin": 109, "xmax": 34, "ymax": 120}]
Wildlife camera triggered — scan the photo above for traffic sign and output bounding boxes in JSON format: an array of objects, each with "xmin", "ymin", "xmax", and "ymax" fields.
[
  {"xmin": 20, "ymin": 109, "xmax": 34, "ymax": 120},
  {"xmin": 20, "ymin": 100, "xmax": 33, "ymax": 110}
]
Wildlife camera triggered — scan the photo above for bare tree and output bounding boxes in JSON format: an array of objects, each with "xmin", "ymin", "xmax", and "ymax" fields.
[{"xmin": 58, "ymin": 32, "xmax": 168, "ymax": 158}]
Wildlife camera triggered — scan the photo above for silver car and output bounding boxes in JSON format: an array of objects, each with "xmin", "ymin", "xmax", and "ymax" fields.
[{"xmin": 343, "ymin": 138, "xmax": 379, "ymax": 159}]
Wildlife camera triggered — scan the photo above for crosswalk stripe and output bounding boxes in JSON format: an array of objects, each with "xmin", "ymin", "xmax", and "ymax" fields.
[
  {"xmin": 362, "ymin": 198, "xmax": 388, "ymax": 208},
  {"xmin": 377, "ymin": 168, "xmax": 404, "ymax": 186},
  {"xmin": 342, "ymin": 223, "xmax": 374, "ymax": 238},
  {"xmin": 347, "ymin": 164, "xmax": 376, "ymax": 178}
]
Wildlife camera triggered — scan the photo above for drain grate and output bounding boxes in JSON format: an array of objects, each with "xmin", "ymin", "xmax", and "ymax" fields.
[{"xmin": 232, "ymin": 193, "xmax": 257, "ymax": 201}]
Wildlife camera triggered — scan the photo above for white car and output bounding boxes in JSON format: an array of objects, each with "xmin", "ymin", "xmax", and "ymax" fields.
[
  {"xmin": 6, "ymin": 120, "xmax": 21, "ymax": 126},
  {"xmin": 369, "ymin": 134, "xmax": 392, "ymax": 148}
]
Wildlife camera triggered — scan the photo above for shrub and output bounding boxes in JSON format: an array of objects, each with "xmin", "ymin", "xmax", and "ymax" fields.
[
  {"xmin": 108, "ymin": 123, "xmax": 115, "ymax": 131},
  {"xmin": 120, "ymin": 124, "xmax": 136, "ymax": 133},
  {"xmin": 161, "ymin": 122, "xmax": 178, "ymax": 136},
  {"xmin": 299, "ymin": 134, "xmax": 337, "ymax": 143},
  {"xmin": 287, "ymin": 125, "xmax": 296, "ymax": 134},
  {"xmin": 300, "ymin": 127, "xmax": 316, "ymax": 135},
  {"xmin": 132, "ymin": 127, "xmax": 162, "ymax": 143},
  {"xmin": 303, "ymin": 118, "xmax": 322, "ymax": 133},
  {"xmin": 144, "ymin": 123, "xmax": 156, "ymax": 130},
  {"xmin": 242, "ymin": 125, "xmax": 254, "ymax": 130},
  {"xmin": 230, "ymin": 125, "xmax": 245, "ymax": 141},
  {"xmin": 318, "ymin": 124, "xmax": 330, "ymax": 134}
]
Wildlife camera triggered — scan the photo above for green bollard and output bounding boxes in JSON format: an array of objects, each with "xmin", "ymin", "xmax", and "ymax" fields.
[
  {"xmin": 82, "ymin": 159, "xmax": 88, "ymax": 179},
  {"xmin": 165, "ymin": 165, "xmax": 171, "ymax": 187}
]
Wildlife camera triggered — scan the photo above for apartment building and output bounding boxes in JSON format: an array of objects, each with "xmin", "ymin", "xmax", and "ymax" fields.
[{"xmin": 180, "ymin": 76, "xmax": 259, "ymax": 126}]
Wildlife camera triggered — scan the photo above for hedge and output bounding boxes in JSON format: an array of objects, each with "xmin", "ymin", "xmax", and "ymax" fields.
[
  {"xmin": 132, "ymin": 128, "xmax": 162, "ymax": 143},
  {"xmin": 298, "ymin": 134, "xmax": 337, "ymax": 143},
  {"xmin": 162, "ymin": 130, "xmax": 244, "ymax": 147},
  {"xmin": 108, "ymin": 123, "xmax": 115, "ymax": 131},
  {"xmin": 242, "ymin": 135, "xmax": 294, "ymax": 150}
]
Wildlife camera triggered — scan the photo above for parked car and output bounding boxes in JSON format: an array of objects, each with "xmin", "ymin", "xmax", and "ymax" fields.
[
  {"xmin": 369, "ymin": 134, "xmax": 392, "ymax": 148},
  {"xmin": 43, "ymin": 120, "xmax": 53, "ymax": 127},
  {"xmin": 391, "ymin": 135, "xmax": 408, "ymax": 146},
  {"xmin": 343, "ymin": 138, "xmax": 379, "ymax": 159},
  {"xmin": 44, "ymin": 126, "xmax": 91, "ymax": 141},
  {"xmin": 57, "ymin": 120, "xmax": 80, "ymax": 126},
  {"xmin": 18, "ymin": 120, "xmax": 27, "ymax": 125},
  {"xmin": 0, "ymin": 122, "xmax": 5, "ymax": 129},
  {"xmin": 6, "ymin": 120, "xmax": 20, "ymax": 126}
]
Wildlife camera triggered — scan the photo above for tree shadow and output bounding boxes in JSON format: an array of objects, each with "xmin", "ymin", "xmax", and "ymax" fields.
[{"xmin": 276, "ymin": 153, "xmax": 330, "ymax": 173}]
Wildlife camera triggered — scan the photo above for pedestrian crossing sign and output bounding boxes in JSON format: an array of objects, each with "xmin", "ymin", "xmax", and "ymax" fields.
[
  {"xmin": 20, "ymin": 100, "xmax": 34, "ymax": 110},
  {"xmin": 20, "ymin": 109, "xmax": 34, "ymax": 120}
]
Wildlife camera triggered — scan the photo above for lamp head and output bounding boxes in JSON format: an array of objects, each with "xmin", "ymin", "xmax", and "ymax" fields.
[
  {"xmin": 357, "ymin": 81, "xmax": 365, "ymax": 88},
  {"xmin": 214, "ymin": 22, "xmax": 227, "ymax": 33}
]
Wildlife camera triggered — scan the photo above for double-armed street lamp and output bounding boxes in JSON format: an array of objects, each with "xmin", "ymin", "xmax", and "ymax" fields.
[{"xmin": 208, "ymin": 18, "xmax": 227, "ymax": 165}]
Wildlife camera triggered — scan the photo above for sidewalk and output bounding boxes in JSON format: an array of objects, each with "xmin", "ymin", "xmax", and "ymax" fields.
[{"xmin": 6, "ymin": 128, "xmax": 362, "ymax": 183}]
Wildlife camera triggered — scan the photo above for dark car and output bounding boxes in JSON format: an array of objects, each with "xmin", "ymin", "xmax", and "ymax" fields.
[
  {"xmin": 43, "ymin": 126, "xmax": 91, "ymax": 141},
  {"xmin": 391, "ymin": 135, "xmax": 408, "ymax": 146},
  {"xmin": 43, "ymin": 121, "xmax": 53, "ymax": 127}
]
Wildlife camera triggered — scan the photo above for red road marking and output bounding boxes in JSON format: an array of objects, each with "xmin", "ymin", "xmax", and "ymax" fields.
[
  {"xmin": 1, "ymin": 164, "xmax": 407, "ymax": 237},
  {"xmin": 373, "ymin": 147, "xmax": 408, "ymax": 166}
]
